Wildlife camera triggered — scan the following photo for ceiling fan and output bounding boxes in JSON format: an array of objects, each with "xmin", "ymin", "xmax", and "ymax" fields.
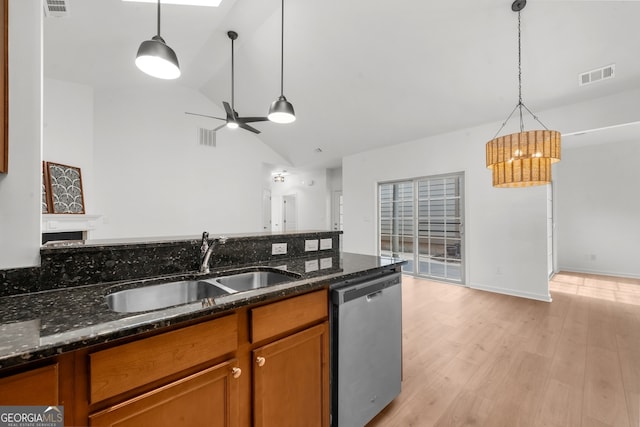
[{"xmin": 186, "ymin": 31, "xmax": 268, "ymax": 134}]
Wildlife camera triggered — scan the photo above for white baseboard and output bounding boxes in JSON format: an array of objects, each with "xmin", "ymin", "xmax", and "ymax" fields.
[
  {"xmin": 557, "ymin": 266, "xmax": 640, "ymax": 280},
  {"xmin": 469, "ymin": 282, "xmax": 552, "ymax": 303}
]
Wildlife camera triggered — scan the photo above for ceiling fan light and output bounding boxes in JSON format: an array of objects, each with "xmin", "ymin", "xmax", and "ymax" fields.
[
  {"xmin": 268, "ymin": 96, "xmax": 296, "ymax": 124},
  {"xmin": 135, "ymin": 36, "xmax": 181, "ymax": 79},
  {"xmin": 227, "ymin": 121, "xmax": 239, "ymax": 129}
]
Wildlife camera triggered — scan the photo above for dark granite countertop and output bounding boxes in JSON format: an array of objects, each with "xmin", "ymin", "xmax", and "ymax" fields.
[
  {"xmin": 0, "ymin": 252, "xmax": 404, "ymax": 370},
  {"xmin": 40, "ymin": 230, "xmax": 338, "ymax": 254}
]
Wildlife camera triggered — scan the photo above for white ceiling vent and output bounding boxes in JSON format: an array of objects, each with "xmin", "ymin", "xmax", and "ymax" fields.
[
  {"xmin": 198, "ymin": 128, "xmax": 216, "ymax": 148},
  {"xmin": 579, "ymin": 64, "xmax": 615, "ymax": 87},
  {"xmin": 43, "ymin": 0, "xmax": 70, "ymax": 18}
]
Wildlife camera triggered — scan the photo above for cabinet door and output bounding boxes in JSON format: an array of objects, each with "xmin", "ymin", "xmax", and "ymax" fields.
[
  {"xmin": 253, "ymin": 322, "xmax": 329, "ymax": 427},
  {"xmin": 89, "ymin": 359, "xmax": 240, "ymax": 427},
  {"xmin": 0, "ymin": 364, "xmax": 58, "ymax": 405}
]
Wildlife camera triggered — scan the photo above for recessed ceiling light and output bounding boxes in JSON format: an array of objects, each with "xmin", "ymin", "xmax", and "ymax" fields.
[{"xmin": 122, "ymin": 0, "xmax": 222, "ymax": 7}]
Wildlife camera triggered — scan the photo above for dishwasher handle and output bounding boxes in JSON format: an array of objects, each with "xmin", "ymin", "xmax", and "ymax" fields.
[
  {"xmin": 366, "ymin": 290, "xmax": 382, "ymax": 301},
  {"xmin": 332, "ymin": 272, "xmax": 401, "ymax": 305}
]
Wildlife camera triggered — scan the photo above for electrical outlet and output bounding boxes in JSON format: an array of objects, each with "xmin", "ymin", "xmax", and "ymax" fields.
[
  {"xmin": 305, "ymin": 259, "xmax": 319, "ymax": 272},
  {"xmin": 305, "ymin": 239, "xmax": 319, "ymax": 251},
  {"xmin": 320, "ymin": 238, "xmax": 332, "ymax": 250},
  {"xmin": 320, "ymin": 257, "xmax": 333, "ymax": 269},
  {"xmin": 271, "ymin": 243, "xmax": 287, "ymax": 255}
]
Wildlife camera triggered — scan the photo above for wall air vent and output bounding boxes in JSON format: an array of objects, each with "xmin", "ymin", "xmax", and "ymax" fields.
[
  {"xmin": 43, "ymin": 0, "xmax": 70, "ymax": 18},
  {"xmin": 579, "ymin": 64, "xmax": 615, "ymax": 86},
  {"xmin": 198, "ymin": 128, "xmax": 216, "ymax": 148}
]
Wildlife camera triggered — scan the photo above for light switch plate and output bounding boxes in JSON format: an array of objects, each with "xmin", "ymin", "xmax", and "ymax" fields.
[
  {"xmin": 305, "ymin": 239, "xmax": 319, "ymax": 251},
  {"xmin": 271, "ymin": 243, "xmax": 287, "ymax": 255},
  {"xmin": 320, "ymin": 238, "xmax": 333, "ymax": 250}
]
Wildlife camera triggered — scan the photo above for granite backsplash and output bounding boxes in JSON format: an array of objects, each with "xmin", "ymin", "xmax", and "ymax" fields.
[{"xmin": 0, "ymin": 231, "xmax": 341, "ymax": 297}]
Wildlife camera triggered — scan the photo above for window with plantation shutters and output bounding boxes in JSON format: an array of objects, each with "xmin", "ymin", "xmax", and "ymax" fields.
[{"xmin": 379, "ymin": 173, "xmax": 464, "ymax": 283}]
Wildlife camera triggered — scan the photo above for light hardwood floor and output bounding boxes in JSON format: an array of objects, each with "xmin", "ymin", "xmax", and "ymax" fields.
[{"xmin": 367, "ymin": 272, "xmax": 640, "ymax": 427}]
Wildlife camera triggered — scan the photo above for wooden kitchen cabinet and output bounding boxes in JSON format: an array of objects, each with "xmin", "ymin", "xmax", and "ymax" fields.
[
  {"xmin": 0, "ymin": 288, "xmax": 331, "ymax": 427},
  {"xmin": 86, "ymin": 314, "xmax": 239, "ymax": 427},
  {"xmin": 89, "ymin": 359, "xmax": 240, "ymax": 427},
  {"xmin": 89, "ymin": 313, "xmax": 238, "ymax": 404},
  {"xmin": 249, "ymin": 289, "xmax": 330, "ymax": 427},
  {"xmin": 252, "ymin": 322, "xmax": 330, "ymax": 427},
  {"xmin": 0, "ymin": 364, "xmax": 59, "ymax": 405}
]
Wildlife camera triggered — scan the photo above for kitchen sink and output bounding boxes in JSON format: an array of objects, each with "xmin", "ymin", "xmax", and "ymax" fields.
[
  {"xmin": 106, "ymin": 280, "xmax": 230, "ymax": 313},
  {"xmin": 106, "ymin": 270, "xmax": 299, "ymax": 313},
  {"xmin": 207, "ymin": 270, "xmax": 297, "ymax": 293}
]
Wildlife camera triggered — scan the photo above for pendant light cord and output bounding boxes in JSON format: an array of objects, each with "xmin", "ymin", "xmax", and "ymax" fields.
[
  {"xmin": 518, "ymin": 10, "xmax": 523, "ymax": 132},
  {"xmin": 231, "ymin": 37, "xmax": 235, "ymax": 111},
  {"xmin": 492, "ymin": 5, "xmax": 549, "ymax": 139},
  {"xmin": 157, "ymin": 0, "xmax": 161, "ymax": 37},
  {"xmin": 279, "ymin": 0, "xmax": 285, "ymax": 97}
]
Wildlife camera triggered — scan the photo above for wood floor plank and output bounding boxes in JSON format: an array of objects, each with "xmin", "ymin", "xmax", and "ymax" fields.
[
  {"xmin": 432, "ymin": 391, "xmax": 493, "ymax": 427},
  {"xmin": 583, "ymin": 345, "xmax": 630, "ymax": 426},
  {"xmin": 616, "ymin": 335, "xmax": 640, "ymax": 427},
  {"xmin": 366, "ymin": 273, "xmax": 640, "ymax": 427},
  {"xmin": 534, "ymin": 379, "xmax": 584, "ymax": 427}
]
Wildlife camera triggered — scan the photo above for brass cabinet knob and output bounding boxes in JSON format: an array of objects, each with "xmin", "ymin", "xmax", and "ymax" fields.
[
  {"xmin": 232, "ymin": 367, "xmax": 242, "ymax": 379},
  {"xmin": 256, "ymin": 356, "xmax": 266, "ymax": 367}
]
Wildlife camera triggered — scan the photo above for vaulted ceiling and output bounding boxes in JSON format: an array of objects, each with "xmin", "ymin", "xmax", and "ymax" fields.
[{"xmin": 44, "ymin": 0, "xmax": 640, "ymax": 168}]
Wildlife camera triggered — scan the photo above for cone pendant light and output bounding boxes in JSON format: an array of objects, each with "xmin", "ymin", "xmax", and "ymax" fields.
[
  {"xmin": 486, "ymin": 0, "xmax": 560, "ymax": 187},
  {"xmin": 135, "ymin": 0, "xmax": 181, "ymax": 79},
  {"xmin": 268, "ymin": 0, "xmax": 296, "ymax": 123}
]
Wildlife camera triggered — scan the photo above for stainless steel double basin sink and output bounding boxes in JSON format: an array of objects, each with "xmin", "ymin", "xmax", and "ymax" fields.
[{"xmin": 106, "ymin": 270, "xmax": 298, "ymax": 313}]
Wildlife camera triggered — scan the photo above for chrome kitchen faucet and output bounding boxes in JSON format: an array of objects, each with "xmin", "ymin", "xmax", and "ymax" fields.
[{"xmin": 200, "ymin": 232, "xmax": 228, "ymax": 274}]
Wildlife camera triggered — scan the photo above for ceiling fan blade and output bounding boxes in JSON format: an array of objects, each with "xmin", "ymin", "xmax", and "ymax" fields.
[
  {"xmin": 239, "ymin": 123, "xmax": 261, "ymax": 134},
  {"xmin": 238, "ymin": 117, "xmax": 269, "ymax": 124},
  {"xmin": 223, "ymin": 101, "xmax": 236, "ymax": 120},
  {"xmin": 185, "ymin": 111, "xmax": 225, "ymax": 121},
  {"xmin": 213, "ymin": 123, "xmax": 227, "ymax": 132}
]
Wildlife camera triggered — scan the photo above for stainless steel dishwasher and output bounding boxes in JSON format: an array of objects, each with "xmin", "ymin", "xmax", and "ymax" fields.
[{"xmin": 330, "ymin": 270, "xmax": 402, "ymax": 427}]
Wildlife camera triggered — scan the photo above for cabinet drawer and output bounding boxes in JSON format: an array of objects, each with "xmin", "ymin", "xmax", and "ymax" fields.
[
  {"xmin": 0, "ymin": 364, "xmax": 58, "ymax": 405},
  {"xmin": 250, "ymin": 289, "xmax": 327, "ymax": 343},
  {"xmin": 90, "ymin": 313, "xmax": 237, "ymax": 403},
  {"xmin": 89, "ymin": 359, "xmax": 240, "ymax": 427}
]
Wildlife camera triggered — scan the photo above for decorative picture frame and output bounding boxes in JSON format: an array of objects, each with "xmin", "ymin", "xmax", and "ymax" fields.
[
  {"xmin": 44, "ymin": 161, "xmax": 85, "ymax": 214},
  {"xmin": 41, "ymin": 161, "xmax": 50, "ymax": 214}
]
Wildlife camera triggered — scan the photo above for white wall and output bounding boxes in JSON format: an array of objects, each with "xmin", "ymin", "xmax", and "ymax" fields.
[
  {"xmin": 43, "ymin": 78, "xmax": 95, "ymax": 212},
  {"xmin": 0, "ymin": 1, "xmax": 42, "ymax": 269},
  {"xmin": 270, "ymin": 169, "xmax": 329, "ymax": 232},
  {"xmin": 556, "ymin": 139, "xmax": 640, "ymax": 278},
  {"xmin": 343, "ymin": 122, "xmax": 551, "ymax": 302},
  {"xmin": 343, "ymin": 88, "xmax": 640, "ymax": 302},
  {"xmin": 91, "ymin": 84, "xmax": 289, "ymax": 239}
]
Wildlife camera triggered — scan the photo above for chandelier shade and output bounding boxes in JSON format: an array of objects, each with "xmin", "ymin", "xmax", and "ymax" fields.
[
  {"xmin": 268, "ymin": 95, "xmax": 296, "ymax": 124},
  {"xmin": 268, "ymin": 0, "xmax": 296, "ymax": 124},
  {"xmin": 135, "ymin": 0, "xmax": 180, "ymax": 80},
  {"xmin": 485, "ymin": 0, "xmax": 561, "ymax": 187},
  {"xmin": 136, "ymin": 36, "xmax": 180, "ymax": 79},
  {"xmin": 487, "ymin": 130, "xmax": 560, "ymax": 187}
]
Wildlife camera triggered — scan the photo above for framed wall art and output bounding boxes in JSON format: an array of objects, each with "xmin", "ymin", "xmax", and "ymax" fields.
[
  {"xmin": 41, "ymin": 161, "xmax": 50, "ymax": 213},
  {"xmin": 44, "ymin": 161, "xmax": 85, "ymax": 214},
  {"xmin": 0, "ymin": 0, "xmax": 8, "ymax": 173}
]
